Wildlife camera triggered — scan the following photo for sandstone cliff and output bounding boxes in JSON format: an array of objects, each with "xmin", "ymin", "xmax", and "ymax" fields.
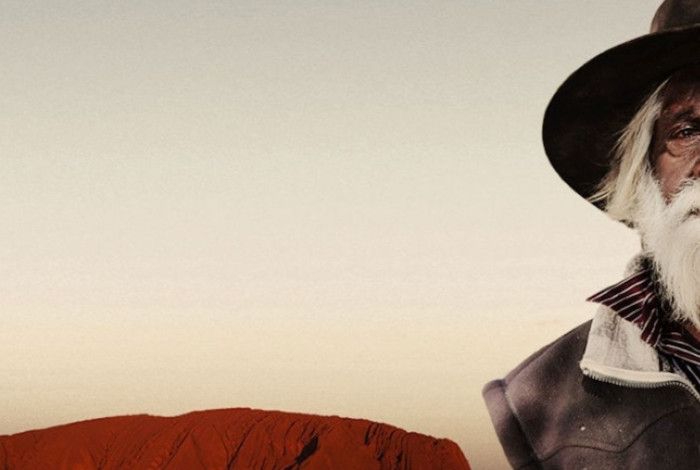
[{"xmin": 0, "ymin": 408, "xmax": 470, "ymax": 469}]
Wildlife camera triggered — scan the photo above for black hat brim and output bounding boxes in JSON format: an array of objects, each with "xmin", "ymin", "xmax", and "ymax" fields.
[{"xmin": 542, "ymin": 26, "xmax": 700, "ymax": 210}]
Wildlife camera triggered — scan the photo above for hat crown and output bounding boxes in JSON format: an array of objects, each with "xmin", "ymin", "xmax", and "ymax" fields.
[{"xmin": 652, "ymin": 0, "xmax": 700, "ymax": 32}]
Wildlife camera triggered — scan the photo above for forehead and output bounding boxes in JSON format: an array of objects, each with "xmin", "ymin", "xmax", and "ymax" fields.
[{"xmin": 661, "ymin": 66, "xmax": 700, "ymax": 115}]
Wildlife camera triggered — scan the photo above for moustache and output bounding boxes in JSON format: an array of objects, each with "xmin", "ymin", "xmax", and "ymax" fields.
[{"xmin": 663, "ymin": 180, "xmax": 700, "ymax": 227}]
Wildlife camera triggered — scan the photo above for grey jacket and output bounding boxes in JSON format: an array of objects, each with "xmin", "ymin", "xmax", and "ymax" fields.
[{"xmin": 483, "ymin": 307, "xmax": 700, "ymax": 469}]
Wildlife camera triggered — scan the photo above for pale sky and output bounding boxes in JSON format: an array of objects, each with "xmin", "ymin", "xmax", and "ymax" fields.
[{"xmin": 1, "ymin": 1, "xmax": 662, "ymax": 468}]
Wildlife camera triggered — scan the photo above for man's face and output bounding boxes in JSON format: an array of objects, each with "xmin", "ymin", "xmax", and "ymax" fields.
[
  {"xmin": 652, "ymin": 71, "xmax": 700, "ymax": 201},
  {"xmin": 640, "ymin": 69, "xmax": 700, "ymax": 330}
]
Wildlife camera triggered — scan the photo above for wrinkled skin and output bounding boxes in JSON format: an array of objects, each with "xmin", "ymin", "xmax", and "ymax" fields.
[{"xmin": 653, "ymin": 66, "xmax": 700, "ymax": 201}]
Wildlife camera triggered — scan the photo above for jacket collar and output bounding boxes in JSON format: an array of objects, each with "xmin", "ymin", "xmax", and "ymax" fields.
[{"xmin": 579, "ymin": 305, "xmax": 700, "ymax": 400}]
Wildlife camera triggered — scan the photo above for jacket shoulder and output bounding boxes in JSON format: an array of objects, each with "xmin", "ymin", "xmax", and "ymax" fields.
[
  {"xmin": 483, "ymin": 321, "xmax": 591, "ymax": 468},
  {"xmin": 483, "ymin": 320, "xmax": 700, "ymax": 469}
]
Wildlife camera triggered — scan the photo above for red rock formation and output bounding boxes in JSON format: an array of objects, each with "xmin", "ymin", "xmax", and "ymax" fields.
[{"xmin": 0, "ymin": 408, "xmax": 470, "ymax": 469}]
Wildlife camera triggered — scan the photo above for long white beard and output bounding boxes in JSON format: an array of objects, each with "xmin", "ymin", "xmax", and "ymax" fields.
[{"xmin": 636, "ymin": 172, "xmax": 700, "ymax": 330}]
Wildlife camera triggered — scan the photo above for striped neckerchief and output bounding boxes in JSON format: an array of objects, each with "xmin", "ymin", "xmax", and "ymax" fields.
[{"xmin": 587, "ymin": 263, "xmax": 700, "ymax": 389}]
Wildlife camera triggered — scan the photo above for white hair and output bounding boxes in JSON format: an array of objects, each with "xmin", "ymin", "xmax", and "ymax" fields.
[
  {"xmin": 636, "ymin": 171, "xmax": 700, "ymax": 330},
  {"xmin": 589, "ymin": 80, "xmax": 668, "ymax": 224},
  {"xmin": 603, "ymin": 77, "xmax": 700, "ymax": 329}
]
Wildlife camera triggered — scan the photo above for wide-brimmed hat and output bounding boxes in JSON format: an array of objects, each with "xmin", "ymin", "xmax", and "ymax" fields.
[{"xmin": 543, "ymin": 0, "xmax": 700, "ymax": 210}]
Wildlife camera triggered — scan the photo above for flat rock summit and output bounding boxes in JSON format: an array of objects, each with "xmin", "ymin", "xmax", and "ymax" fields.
[{"xmin": 0, "ymin": 408, "xmax": 470, "ymax": 469}]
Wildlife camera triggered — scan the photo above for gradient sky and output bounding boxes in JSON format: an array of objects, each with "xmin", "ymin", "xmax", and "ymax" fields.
[{"xmin": 1, "ymin": 1, "xmax": 663, "ymax": 468}]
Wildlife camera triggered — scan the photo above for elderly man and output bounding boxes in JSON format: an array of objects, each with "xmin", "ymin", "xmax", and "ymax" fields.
[{"xmin": 483, "ymin": 1, "xmax": 700, "ymax": 468}]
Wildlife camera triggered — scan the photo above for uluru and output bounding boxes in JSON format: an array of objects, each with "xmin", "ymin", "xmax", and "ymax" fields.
[{"xmin": 0, "ymin": 408, "xmax": 470, "ymax": 469}]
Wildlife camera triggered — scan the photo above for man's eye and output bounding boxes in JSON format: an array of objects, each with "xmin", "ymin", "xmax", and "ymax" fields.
[{"xmin": 674, "ymin": 127, "xmax": 700, "ymax": 139}]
